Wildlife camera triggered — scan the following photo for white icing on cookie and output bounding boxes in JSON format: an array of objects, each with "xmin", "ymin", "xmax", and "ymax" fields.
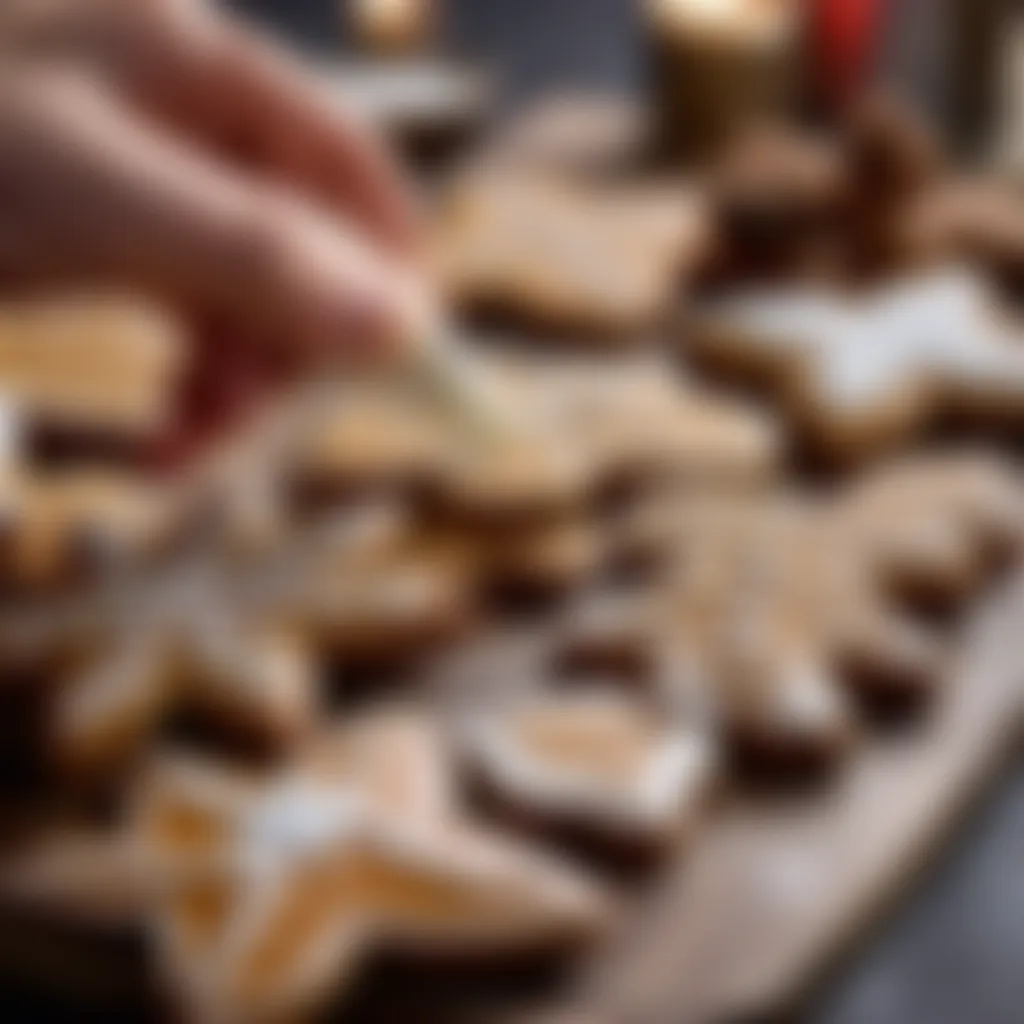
[{"xmin": 703, "ymin": 267, "xmax": 1024, "ymax": 425}]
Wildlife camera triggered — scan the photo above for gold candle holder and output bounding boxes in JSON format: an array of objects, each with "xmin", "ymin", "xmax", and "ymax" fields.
[
  {"xmin": 646, "ymin": 0, "xmax": 800, "ymax": 165},
  {"xmin": 348, "ymin": 0, "xmax": 436, "ymax": 58}
]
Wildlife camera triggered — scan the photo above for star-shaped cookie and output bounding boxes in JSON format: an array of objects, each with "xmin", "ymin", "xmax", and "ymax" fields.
[
  {"xmin": 0, "ymin": 712, "xmax": 609, "ymax": 1021},
  {"xmin": 692, "ymin": 266, "xmax": 1024, "ymax": 459},
  {"xmin": 7, "ymin": 506, "xmax": 472, "ymax": 780},
  {"xmin": 135, "ymin": 710, "xmax": 609, "ymax": 1021},
  {"xmin": 435, "ymin": 173, "xmax": 708, "ymax": 338},
  {"xmin": 558, "ymin": 454, "xmax": 1023, "ymax": 766}
]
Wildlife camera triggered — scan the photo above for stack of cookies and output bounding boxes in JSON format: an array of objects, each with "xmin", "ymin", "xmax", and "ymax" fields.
[{"xmin": 1, "ymin": 84, "xmax": 1024, "ymax": 1023}]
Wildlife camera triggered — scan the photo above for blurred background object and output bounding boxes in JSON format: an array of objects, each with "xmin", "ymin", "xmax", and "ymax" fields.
[
  {"xmin": 231, "ymin": 0, "xmax": 1024, "ymax": 168},
  {"xmin": 347, "ymin": 0, "xmax": 437, "ymax": 56},
  {"xmin": 646, "ymin": 0, "xmax": 799, "ymax": 163}
]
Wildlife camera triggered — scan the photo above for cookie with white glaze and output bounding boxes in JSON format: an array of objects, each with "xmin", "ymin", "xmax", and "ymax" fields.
[
  {"xmin": 557, "ymin": 457, "xmax": 1022, "ymax": 766},
  {"xmin": 138, "ymin": 712, "xmax": 609, "ymax": 1022},
  {"xmin": 4, "ymin": 506, "xmax": 473, "ymax": 781},
  {"xmin": 0, "ymin": 712, "xmax": 609, "ymax": 1021},
  {"xmin": 462, "ymin": 691, "xmax": 715, "ymax": 855},
  {"xmin": 691, "ymin": 266, "xmax": 1024, "ymax": 460}
]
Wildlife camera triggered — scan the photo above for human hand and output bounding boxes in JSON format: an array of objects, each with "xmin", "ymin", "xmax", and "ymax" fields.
[{"xmin": 0, "ymin": 0, "xmax": 425, "ymax": 457}]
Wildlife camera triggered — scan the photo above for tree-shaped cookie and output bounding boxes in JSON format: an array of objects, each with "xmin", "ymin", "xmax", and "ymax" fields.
[
  {"xmin": 462, "ymin": 690, "xmax": 715, "ymax": 854},
  {"xmin": 135, "ymin": 710, "xmax": 609, "ymax": 1021},
  {"xmin": 692, "ymin": 266, "xmax": 1024, "ymax": 459}
]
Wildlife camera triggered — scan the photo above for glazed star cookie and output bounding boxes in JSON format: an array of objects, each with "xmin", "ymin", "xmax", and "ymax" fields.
[
  {"xmin": 136, "ymin": 711, "xmax": 609, "ymax": 1022},
  {"xmin": 557, "ymin": 457, "xmax": 1022, "ymax": 767},
  {"xmin": 0, "ymin": 293, "xmax": 183, "ymax": 445},
  {"xmin": 434, "ymin": 172, "xmax": 709, "ymax": 338},
  {"xmin": 690, "ymin": 266, "xmax": 1024, "ymax": 460},
  {"xmin": 0, "ymin": 712, "xmax": 609, "ymax": 1021},
  {"xmin": 462, "ymin": 691, "xmax": 715, "ymax": 855},
  {"xmin": 555, "ymin": 503, "xmax": 855, "ymax": 770},
  {"xmin": 6, "ymin": 506, "xmax": 472, "ymax": 780}
]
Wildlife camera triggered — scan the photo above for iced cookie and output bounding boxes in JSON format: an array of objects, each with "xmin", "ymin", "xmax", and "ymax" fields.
[
  {"xmin": 9, "ymin": 507, "xmax": 472, "ymax": 780},
  {"xmin": 0, "ymin": 712, "xmax": 609, "ymax": 1022},
  {"xmin": 463, "ymin": 691, "xmax": 714, "ymax": 854},
  {"xmin": 435, "ymin": 172, "xmax": 709, "ymax": 338},
  {"xmin": 136, "ymin": 712, "xmax": 609, "ymax": 1022},
  {"xmin": 691, "ymin": 266, "xmax": 1024, "ymax": 460}
]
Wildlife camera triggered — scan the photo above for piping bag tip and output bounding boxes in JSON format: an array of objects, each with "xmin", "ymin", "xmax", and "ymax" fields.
[{"xmin": 404, "ymin": 324, "xmax": 521, "ymax": 444}]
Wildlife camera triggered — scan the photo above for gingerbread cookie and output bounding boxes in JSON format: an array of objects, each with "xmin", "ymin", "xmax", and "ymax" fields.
[
  {"xmin": 556, "ymin": 503, "xmax": 854, "ymax": 770},
  {"xmin": 136, "ymin": 712, "xmax": 608, "ymax": 1021},
  {"xmin": 691, "ymin": 265, "xmax": 1024, "ymax": 460},
  {"xmin": 0, "ymin": 293, "xmax": 183, "ymax": 444},
  {"xmin": 489, "ymin": 353, "xmax": 780, "ymax": 495},
  {"xmin": 434, "ymin": 172, "xmax": 709, "ymax": 338},
  {"xmin": 558, "ymin": 456, "xmax": 1022, "ymax": 766},
  {"xmin": 463, "ymin": 691, "xmax": 714, "ymax": 854},
  {"xmin": 0, "ymin": 712, "xmax": 609, "ymax": 1020},
  {"xmin": 4, "ymin": 506, "xmax": 472, "ymax": 780},
  {"xmin": 0, "ymin": 469, "xmax": 174, "ymax": 593},
  {"xmin": 289, "ymin": 385, "xmax": 447, "ymax": 504},
  {"xmin": 832, "ymin": 453, "xmax": 1023, "ymax": 607}
]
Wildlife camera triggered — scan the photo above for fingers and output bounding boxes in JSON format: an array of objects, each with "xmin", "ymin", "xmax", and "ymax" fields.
[
  {"xmin": 1, "ymin": 0, "xmax": 422, "ymax": 259},
  {"xmin": 0, "ymin": 68, "xmax": 415, "ymax": 364},
  {"xmin": 210, "ymin": 24, "xmax": 423, "ymax": 259}
]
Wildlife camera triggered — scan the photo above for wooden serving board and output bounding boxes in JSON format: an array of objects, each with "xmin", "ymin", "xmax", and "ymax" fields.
[{"xmin": 1, "ymin": 573, "xmax": 1021, "ymax": 1023}]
